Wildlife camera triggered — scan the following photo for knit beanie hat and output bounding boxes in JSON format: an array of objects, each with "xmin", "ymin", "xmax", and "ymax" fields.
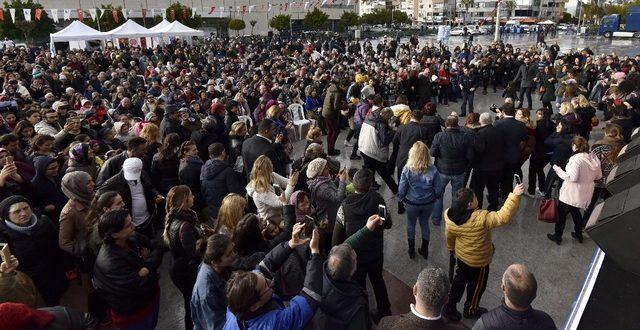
[{"xmin": 306, "ymin": 158, "xmax": 327, "ymax": 179}]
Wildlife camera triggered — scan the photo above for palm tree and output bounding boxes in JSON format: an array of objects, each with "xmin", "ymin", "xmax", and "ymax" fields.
[
  {"xmin": 503, "ymin": 0, "xmax": 517, "ymax": 20},
  {"xmin": 460, "ymin": 0, "xmax": 475, "ymax": 24}
]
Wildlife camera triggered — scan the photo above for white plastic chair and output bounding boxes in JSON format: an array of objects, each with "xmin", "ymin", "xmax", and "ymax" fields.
[{"xmin": 287, "ymin": 103, "xmax": 314, "ymax": 140}]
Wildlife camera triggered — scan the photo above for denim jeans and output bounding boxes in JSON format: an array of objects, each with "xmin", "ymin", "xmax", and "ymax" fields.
[
  {"xmin": 406, "ymin": 203, "xmax": 435, "ymax": 241},
  {"xmin": 433, "ymin": 172, "xmax": 467, "ymax": 225},
  {"xmin": 461, "ymin": 91, "xmax": 475, "ymax": 115}
]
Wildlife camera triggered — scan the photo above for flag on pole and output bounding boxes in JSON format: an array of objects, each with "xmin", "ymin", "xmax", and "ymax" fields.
[
  {"xmin": 0, "ymin": 9, "xmax": 4, "ymax": 22},
  {"xmin": 76, "ymin": 9, "xmax": 84, "ymax": 21},
  {"xmin": 169, "ymin": 8, "xmax": 175, "ymax": 20},
  {"xmin": 304, "ymin": 1, "xmax": 310, "ymax": 10},
  {"xmin": 248, "ymin": 5, "xmax": 255, "ymax": 13},
  {"xmin": 99, "ymin": 8, "xmax": 105, "ymax": 18},
  {"xmin": 122, "ymin": 9, "xmax": 127, "ymax": 20},
  {"xmin": 50, "ymin": 9, "xmax": 58, "ymax": 23},
  {"xmin": 9, "ymin": 8, "xmax": 15, "ymax": 23},
  {"xmin": 89, "ymin": 8, "xmax": 97, "ymax": 20},
  {"xmin": 151, "ymin": 8, "xmax": 155, "ymax": 17},
  {"xmin": 268, "ymin": 3, "xmax": 273, "ymax": 12},
  {"xmin": 141, "ymin": 8, "xmax": 147, "ymax": 18},
  {"xmin": 161, "ymin": 8, "xmax": 166, "ymax": 19},
  {"xmin": 111, "ymin": 9, "xmax": 119, "ymax": 22},
  {"xmin": 63, "ymin": 9, "xmax": 71, "ymax": 20},
  {"xmin": 35, "ymin": 8, "xmax": 42, "ymax": 21},
  {"xmin": 23, "ymin": 9, "xmax": 31, "ymax": 22},
  {"xmin": 209, "ymin": 6, "xmax": 216, "ymax": 14},
  {"xmin": 191, "ymin": 7, "xmax": 196, "ymax": 18},
  {"xmin": 182, "ymin": 7, "xmax": 188, "ymax": 19}
]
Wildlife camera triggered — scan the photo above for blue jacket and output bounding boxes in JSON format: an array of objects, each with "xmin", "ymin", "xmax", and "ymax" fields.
[
  {"xmin": 222, "ymin": 295, "xmax": 314, "ymax": 330},
  {"xmin": 191, "ymin": 262, "xmax": 228, "ymax": 330},
  {"xmin": 397, "ymin": 166, "xmax": 440, "ymax": 205}
]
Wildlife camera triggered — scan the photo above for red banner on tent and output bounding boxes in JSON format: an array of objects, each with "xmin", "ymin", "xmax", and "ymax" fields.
[
  {"xmin": 77, "ymin": 9, "xmax": 84, "ymax": 21},
  {"xmin": 34, "ymin": 8, "xmax": 42, "ymax": 20},
  {"xmin": 112, "ymin": 9, "xmax": 119, "ymax": 22}
]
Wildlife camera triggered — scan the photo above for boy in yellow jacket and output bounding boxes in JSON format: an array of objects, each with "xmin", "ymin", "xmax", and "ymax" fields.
[{"xmin": 442, "ymin": 184, "xmax": 523, "ymax": 321}]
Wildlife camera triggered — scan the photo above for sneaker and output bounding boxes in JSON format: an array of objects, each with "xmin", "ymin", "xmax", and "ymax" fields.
[
  {"xmin": 464, "ymin": 307, "xmax": 488, "ymax": 319},
  {"xmin": 547, "ymin": 234, "xmax": 562, "ymax": 245},
  {"xmin": 349, "ymin": 154, "xmax": 362, "ymax": 160},
  {"xmin": 344, "ymin": 140, "xmax": 353, "ymax": 147},
  {"xmin": 442, "ymin": 304, "xmax": 462, "ymax": 322},
  {"xmin": 536, "ymin": 188, "xmax": 545, "ymax": 197}
]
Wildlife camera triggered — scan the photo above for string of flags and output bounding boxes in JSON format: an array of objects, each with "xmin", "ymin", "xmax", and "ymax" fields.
[{"xmin": 0, "ymin": 0, "xmax": 363, "ymax": 24}]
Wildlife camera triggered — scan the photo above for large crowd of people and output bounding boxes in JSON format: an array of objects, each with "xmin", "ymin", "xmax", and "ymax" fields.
[{"xmin": 0, "ymin": 31, "xmax": 638, "ymax": 329}]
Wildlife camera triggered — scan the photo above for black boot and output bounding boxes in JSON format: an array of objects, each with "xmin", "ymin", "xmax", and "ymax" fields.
[
  {"xmin": 418, "ymin": 239, "xmax": 429, "ymax": 260},
  {"xmin": 398, "ymin": 202, "xmax": 405, "ymax": 214},
  {"xmin": 408, "ymin": 239, "xmax": 415, "ymax": 259}
]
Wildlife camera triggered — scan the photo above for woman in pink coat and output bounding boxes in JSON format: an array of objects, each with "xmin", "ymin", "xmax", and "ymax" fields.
[{"xmin": 547, "ymin": 136, "xmax": 602, "ymax": 245}]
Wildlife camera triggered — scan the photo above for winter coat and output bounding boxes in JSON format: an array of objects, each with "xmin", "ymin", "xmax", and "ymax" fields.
[
  {"xmin": 242, "ymin": 134, "xmax": 286, "ymax": 177},
  {"xmin": 334, "ymin": 190, "xmax": 392, "ymax": 265},
  {"xmin": 554, "ymin": 152, "xmax": 602, "ymax": 209},
  {"xmin": 246, "ymin": 173, "xmax": 293, "ymax": 224},
  {"xmin": 92, "ymin": 234, "xmax": 163, "ymax": 315},
  {"xmin": 179, "ymin": 157, "xmax": 205, "ymax": 210},
  {"xmin": 358, "ymin": 111, "xmax": 394, "ymax": 162},
  {"xmin": 473, "ymin": 125, "xmax": 505, "ymax": 172},
  {"xmin": 96, "ymin": 171, "xmax": 159, "ymax": 218},
  {"xmin": 167, "ymin": 209, "xmax": 201, "ymax": 291},
  {"xmin": 445, "ymin": 193, "xmax": 521, "ymax": 268},
  {"xmin": 200, "ymin": 159, "xmax": 246, "ymax": 218},
  {"xmin": 513, "ymin": 63, "xmax": 538, "ymax": 88},
  {"xmin": 494, "ymin": 117, "xmax": 528, "ymax": 165},
  {"xmin": 58, "ymin": 199, "xmax": 91, "ymax": 257},
  {"xmin": 544, "ymin": 133, "xmax": 575, "ymax": 167},
  {"xmin": 354, "ymin": 101, "xmax": 371, "ymax": 127},
  {"xmin": 431, "ymin": 127, "xmax": 474, "ymax": 175},
  {"xmin": 397, "ymin": 166, "xmax": 440, "ymax": 206},
  {"xmin": 313, "ymin": 263, "xmax": 371, "ymax": 330},
  {"xmin": 30, "ymin": 156, "xmax": 67, "ymax": 219},
  {"xmin": 222, "ymin": 242, "xmax": 323, "ymax": 330},
  {"xmin": 391, "ymin": 121, "xmax": 439, "ymax": 170},
  {"xmin": 150, "ymin": 153, "xmax": 180, "ymax": 195},
  {"xmin": 0, "ymin": 215, "xmax": 68, "ymax": 306},
  {"xmin": 308, "ymin": 176, "xmax": 347, "ymax": 232},
  {"xmin": 160, "ymin": 116, "xmax": 190, "ymax": 141},
  {"xmin": 540, "ymin": 74, "xmax": 557, "ymax": 103},
  {"xmin": 322, "ymin": 83, "xmax": 346, "ymax": 119}
]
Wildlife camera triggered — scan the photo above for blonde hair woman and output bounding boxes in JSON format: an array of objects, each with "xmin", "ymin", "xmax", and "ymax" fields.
[
  {"xmin": 162, "ymin": 185, "xmax": 204, "ymax": 330},
  {"xmin": 229, "ymin": 121, "xmax": 248, "ymax": 173},
  {"xmin": 246, "ymin": 155, "xmax": 298, "ymax": 224},
  {"xmin": 396, "ymin": 141, "xmax": 440, "ymax": 260},
  {"xmin": 216, "ymin": 193, "xmax": 247, "ymax": 236}
]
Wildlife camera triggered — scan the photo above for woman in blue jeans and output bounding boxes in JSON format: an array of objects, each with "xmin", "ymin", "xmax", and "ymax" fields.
[{"xmin": 397, "ymin": 141, "xmax": 441, "ymax": 260}]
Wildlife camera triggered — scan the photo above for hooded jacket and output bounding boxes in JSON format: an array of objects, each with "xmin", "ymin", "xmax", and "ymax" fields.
[
  {"xmin": 200, "ymin": 159, "xmax": 246, "ymax": 218},
  {"xmin": 308, "ymin": 176, "xmax": 347, "ymax": 232},
  {"xmin": 554, "ymin": 152, "xmax": 602, "ymax": 209},
  {"xmin": 30, "ymin": 156, "xmax": 67, "ymax": 217},
  {"xmin": 358, "ymin": 110, "xmax": 395, "ymax": 162},
  {"xmin": 0, "ymin": 212, "xmax": 68, "ymax": 306},
  {"xmin": 313, "ymin": 263, "xmax": 371, "ymax": 330},
  {"xmin": 445, "ymin": 193, "xmax": 521, "ymax": 268},
  {"xmin": 334, "ymin": 190, "xmax": 392, "ymax": 265}
]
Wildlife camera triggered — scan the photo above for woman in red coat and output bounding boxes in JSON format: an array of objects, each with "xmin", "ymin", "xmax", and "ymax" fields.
[{"xmin": 438, "ymin": 63, "xmax": 452, "ymax": 106}]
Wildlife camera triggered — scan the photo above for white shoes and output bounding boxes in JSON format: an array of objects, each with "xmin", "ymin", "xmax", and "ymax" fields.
[{"xmin": 344, "ymin": 141, "xmax": 353, "ymax": 147}]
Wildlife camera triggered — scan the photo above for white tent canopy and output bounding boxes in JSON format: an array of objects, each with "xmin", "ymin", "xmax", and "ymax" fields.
[
  {"xmin": 156, "ymin": 21, "xmax": 205, "ymax": 37},
  {"xmin": 538, "ymin": 20, "xmax": 556, "ymax": 25},
  {"xmin": 50, "ymin": 20, "xmax": 109, "ymax": 42},
  {"xmin": 107, "ymin": 19, "xmax": 160, "ymax": 38},
  {"xmin": 149, "ymin": 19, "xmax": 172, "ymax": 32}
]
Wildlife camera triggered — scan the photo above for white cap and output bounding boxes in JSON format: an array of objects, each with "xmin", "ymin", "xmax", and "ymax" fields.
[{"xmin": 123, "ymin": 157, "xmax": 143, "ymax": 181}]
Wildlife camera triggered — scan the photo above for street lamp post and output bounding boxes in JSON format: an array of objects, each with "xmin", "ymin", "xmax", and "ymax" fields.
[{"xmin": 494, "ymin": 0, "xmax": 500, "ymax": 42}]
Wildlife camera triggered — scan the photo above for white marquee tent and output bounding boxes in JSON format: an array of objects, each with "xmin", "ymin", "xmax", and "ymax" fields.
[
  {"xmin": 156, "ymin": 21, "xmax": 205, "ymax": 37},
  {"xmin": 107, "ymin": 19, "xmax": 160, "ymax": 38},
  {"xmin": 149, "ymin": 19, "xmax": 172, "ymax": 32},
  {"xmin": 49, "ymin": 20, "xmax": 109, "ymax": 53}
]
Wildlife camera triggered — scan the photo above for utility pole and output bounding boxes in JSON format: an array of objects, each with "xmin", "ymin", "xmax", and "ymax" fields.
[{"xmin": 494, "ymin": 0, "xmax": 500, "ymax": 42}]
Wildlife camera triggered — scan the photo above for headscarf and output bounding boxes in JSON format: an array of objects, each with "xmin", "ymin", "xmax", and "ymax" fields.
[
  {"xmin": 289, "ymin": 191, "xmax": 314, "ymax": 223},
  {"xmin": 61, "ymin": 171, "xmax": 93, "ymax": 206},
  {"xmin": 69, "ymin": 143, "xmax": 91, "ymax": 164}
]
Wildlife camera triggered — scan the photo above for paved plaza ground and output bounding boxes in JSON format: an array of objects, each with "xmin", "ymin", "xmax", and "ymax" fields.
[{"xmin": 60, "ymin": 34, "xmax": 640, "ymax": 329}]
